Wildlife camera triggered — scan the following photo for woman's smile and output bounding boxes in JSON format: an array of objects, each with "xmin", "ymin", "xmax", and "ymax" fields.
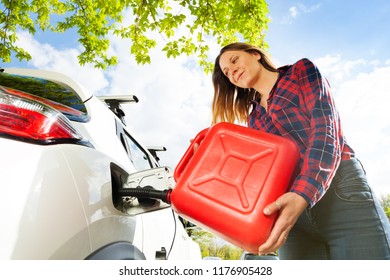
[{"xmin": 234, "ymin": 69, "xmax": 244, "ymax": 83}]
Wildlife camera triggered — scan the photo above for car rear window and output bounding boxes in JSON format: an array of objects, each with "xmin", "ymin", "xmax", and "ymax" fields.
[{"xmin": 0, "ymin": 72, "xmax": 87, "ymax": 114}]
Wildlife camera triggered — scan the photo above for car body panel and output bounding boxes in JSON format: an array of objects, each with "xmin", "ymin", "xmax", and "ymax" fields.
[{"xmin": 0, "ymin": 139, "xmax": 90, "ymax": 259}]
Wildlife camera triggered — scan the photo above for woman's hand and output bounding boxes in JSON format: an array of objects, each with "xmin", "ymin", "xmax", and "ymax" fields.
[{"xmin": 258, "ymin": 192, "xmax": 309, "ymax": 255}]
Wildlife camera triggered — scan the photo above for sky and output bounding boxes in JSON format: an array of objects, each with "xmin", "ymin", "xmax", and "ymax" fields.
[{"xmin": 2, "ymin": 0, "xmax": 390, "ymax": 197}]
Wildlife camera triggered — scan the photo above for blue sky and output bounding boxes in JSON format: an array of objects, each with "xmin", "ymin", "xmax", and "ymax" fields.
[
  {"xmin": 2, "ymin": 0, "xmax": 390, "ymax": 197},
  {"xmin": 267, "ymin": 0, "xmax": 390, "ymax": 63}
]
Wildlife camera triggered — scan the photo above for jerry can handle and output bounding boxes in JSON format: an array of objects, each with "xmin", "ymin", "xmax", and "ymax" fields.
[{"xmin": 174, "ymin": 127, "xmax": 209, "ymax": 182}]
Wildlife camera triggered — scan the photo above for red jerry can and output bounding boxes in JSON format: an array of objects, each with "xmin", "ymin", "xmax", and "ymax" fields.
[{"xmin": 171, "ymin": 122, "xmax": 300, "ymax": 254}]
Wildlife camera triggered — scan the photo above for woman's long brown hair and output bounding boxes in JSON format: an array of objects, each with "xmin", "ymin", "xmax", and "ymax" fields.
[{"xmin": 211, "ymin": 42, "xmax": 277, "ymax": 124}]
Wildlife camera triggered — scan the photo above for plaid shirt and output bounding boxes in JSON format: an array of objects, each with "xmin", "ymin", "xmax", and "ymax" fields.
[{"xmin": 248, "ymin": 58, "xmax": 355, "ymax": 206}]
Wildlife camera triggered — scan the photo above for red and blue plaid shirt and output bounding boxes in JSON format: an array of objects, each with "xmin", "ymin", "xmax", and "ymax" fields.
[{"xmin": 248, "ymin": 58, "xmax": 355, "ymax": 206}]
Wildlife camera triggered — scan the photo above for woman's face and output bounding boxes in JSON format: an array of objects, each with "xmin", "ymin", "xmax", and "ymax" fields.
[{"xmin": 219, "ymin": 50, "xmax": 262, "ymax": 89}]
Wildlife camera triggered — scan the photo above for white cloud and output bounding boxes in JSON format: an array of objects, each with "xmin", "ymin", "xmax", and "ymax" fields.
[
  {"xmin": 16, "ymin": 31, "xmax": 109, "ymax": 95},
  {"xmin": 281, "ymin": 3, "xmax": 321, "ymax": 24},
  {"xmin": 289, "ymin": 6, "xmax": 299, "ymax": 18},
  {"xmin": 315, "ymin": 55, "xmax": 390, "ymax": 196},
  {"xmin": 314, "ymin": 55, "xmax": 366, "ymax": 88},
  {"xmin": 298, "ymin": 3, "xmax": 322, "ymax": 13},
  {"xmin": 103, "ymin": 34, "xmax": 215, "ymax": 168}
]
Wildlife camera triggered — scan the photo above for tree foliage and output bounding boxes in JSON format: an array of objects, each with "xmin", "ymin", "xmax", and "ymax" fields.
[
  {"xmin": 380, "ymin": 193, "xmax": 390, "ymax": 220},
  {"xmin": 0, "ymin": 0, "xmax": 269, "ymax": 72},
  {"xmin": 188, "ymin": 226, "xmax": 243, "ymax": 260}
]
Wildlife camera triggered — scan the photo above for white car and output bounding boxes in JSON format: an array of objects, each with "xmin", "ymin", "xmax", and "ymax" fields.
[{"xmin": 0, "ymin": 67, "xmax": 201, "ymax": 260}]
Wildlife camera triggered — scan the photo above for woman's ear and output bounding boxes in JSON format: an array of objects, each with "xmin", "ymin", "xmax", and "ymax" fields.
[{"xmin": 250, "ymin": 51, "xmax": 261, "ymax": 61}]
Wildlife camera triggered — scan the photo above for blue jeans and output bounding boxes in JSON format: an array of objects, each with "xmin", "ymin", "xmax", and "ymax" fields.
[{"xmin": 279, "ymin": 158, "xmax": 390, "ymax": 259}]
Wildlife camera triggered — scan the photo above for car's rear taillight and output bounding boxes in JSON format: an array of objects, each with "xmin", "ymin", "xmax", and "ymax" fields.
[
  {"xmin": 0, "ymin": 87, "xmax": 91, "ymax": 146},
  {"xmin": 4, "ymin": 87, "xmax": 89, "ymax": 121}
]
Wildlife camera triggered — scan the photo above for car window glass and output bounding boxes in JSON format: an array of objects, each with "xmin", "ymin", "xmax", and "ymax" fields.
[
  {"xmin": 122, "ymin": 130, "xmax": 153, "ymax": 170},
  {"xmin": 0, "ymin": 73, "xmax": 88, "ymax": 114}
]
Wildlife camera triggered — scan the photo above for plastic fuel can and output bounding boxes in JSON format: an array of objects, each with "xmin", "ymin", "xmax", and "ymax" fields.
[{"xmin": 171, "ymin": 122, "xmax": 300, "ymax": 254}]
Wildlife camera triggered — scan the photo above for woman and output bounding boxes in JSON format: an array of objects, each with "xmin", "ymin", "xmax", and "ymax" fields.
[{"xmin": 212, "ymin": 42, "xmax": 390, "ymax": 259}]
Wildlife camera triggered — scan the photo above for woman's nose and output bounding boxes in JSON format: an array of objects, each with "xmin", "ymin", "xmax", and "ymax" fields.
[{"xmin": 232, "ymin": 66, "xmax": 238, "ymax": 76}]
